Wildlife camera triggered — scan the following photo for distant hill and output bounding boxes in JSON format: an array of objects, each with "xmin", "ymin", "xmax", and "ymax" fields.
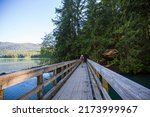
[{"xmin": 0, "ymin": 42, "xmax": 41, "ymax": 57}]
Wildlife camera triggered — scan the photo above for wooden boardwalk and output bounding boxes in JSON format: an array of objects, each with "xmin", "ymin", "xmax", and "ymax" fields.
[
  {"xmin": 1, "ymin": 59, "xmax": 150, "ymax": 100},
  {"xmin": 52, "ymin": 63, "xmax": 93, "ymax": 100}
]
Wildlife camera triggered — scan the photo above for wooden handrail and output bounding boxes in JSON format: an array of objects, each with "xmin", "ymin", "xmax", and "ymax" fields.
[
  {"xmin": 0, "ymin": 59, "xmax": 80, "ymax": 100},
  {"xmin": 87, "ymin": 59, "xmax": 150, "ymax": 100},
  {"xmin": 87, "ymin": 62, "xmax": 111, "ymax": 100}
]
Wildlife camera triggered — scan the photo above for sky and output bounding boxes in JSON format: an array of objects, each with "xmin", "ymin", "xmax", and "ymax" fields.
[{"xmin": 0, "ymin": 0, "xmax": 62, "ymax": 44}]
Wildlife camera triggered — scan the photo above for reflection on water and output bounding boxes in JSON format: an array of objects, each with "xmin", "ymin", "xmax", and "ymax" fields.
[
  {"xmin": 0, "ymin": 58, "xmax": 41, "ymax": 74},
  {"xmin": 4, "ymin": 73, "xmax": 53, "ymax": 100},
  {"xmin": 39, "ymin": 58, "xmax": 52, "ymax": 66},
  {"xmin": 0, "ymin": 58, "xmax": 52, "ymax": 100}
]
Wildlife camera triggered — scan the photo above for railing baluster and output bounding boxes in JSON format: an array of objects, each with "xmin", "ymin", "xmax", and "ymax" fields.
[
  {"xmin": 61, "ymin": 66, "xmax": 64, "ymax": 79},
  {"xmin": 37, "ymin": 75, "xmax": 43, "ymax": 99},
  {"xmin": 53, "ymin": 69, "xmax": 57, "ymax": 85},
  {"xmin": 68, "ymin": 64, "xmax": 70, "ymax": 73},
  {"xmin": 102, "ymin": 78, "xmax": 109, "ymax": 92},
  {"xmin": 66, "ymin": 65, "xmax": 68, "ymax": 74}
]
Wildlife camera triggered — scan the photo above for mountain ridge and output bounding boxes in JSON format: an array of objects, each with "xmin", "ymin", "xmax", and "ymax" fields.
[{"xmin": 0, "ymin": 42, "xmax": 41, "ymax": 57}]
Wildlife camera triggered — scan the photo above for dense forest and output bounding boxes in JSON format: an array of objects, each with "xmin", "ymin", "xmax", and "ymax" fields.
[
  {"xmin": 0, "ymin": 42, "xmax": 40, "ymax": 58},
  {"xmin": 41, "ymin": 0, "xmax": 150, "ymax": 74}
]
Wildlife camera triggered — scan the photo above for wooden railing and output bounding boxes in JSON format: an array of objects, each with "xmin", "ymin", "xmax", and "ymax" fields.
[
  {"xmin": 0, "ymin": 60, "xmax": 80, "ymax": 100},
  {"xmin": 87, "ymin": 59, "xmax": 150, "ymax": 100}
]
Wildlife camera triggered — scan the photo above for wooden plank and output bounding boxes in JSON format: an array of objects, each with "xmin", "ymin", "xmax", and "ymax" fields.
[
  {"xmin": 52, "ymin": 63, "xmax": 80, "ymax": 100},
  {"xmin": 87, "ymin": 65, "xmax": 102, "ymax": 100},
  {"xmin": 88, "ymin": 59, "xmax": 150, "ymax": 100},
  {"xmin": 52, "ymin": 63, "xmax": 93, "ymax": 100},
  {"xmin": 0, "ymin": 70, "xmax": 44, "ymax": 90},
  {"xmin": 102, "ymin": 87, "xmax": 111, "ymax": 100},
  {"xmin": 84, "ymin": 65, "xmax": 93, "ymax": 100}
]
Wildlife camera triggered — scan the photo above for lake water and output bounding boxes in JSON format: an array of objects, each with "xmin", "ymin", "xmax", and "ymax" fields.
[
  {"xmin": 0, "ymin": 58, "xmax": 41, "ymax": 74},
  {"xmin": 0, "ymin": 58, "xmax": 52, "ymax": 100}
]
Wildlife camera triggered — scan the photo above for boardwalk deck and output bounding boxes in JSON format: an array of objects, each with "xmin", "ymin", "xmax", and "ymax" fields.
[{"xmin": 52, "ymin": 63, "xmax": 94, "ymax": 100}]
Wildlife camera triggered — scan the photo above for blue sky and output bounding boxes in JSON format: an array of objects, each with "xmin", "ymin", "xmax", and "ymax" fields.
[{"xmin": 0, "ymin": 0, "xmax": 62, "ymax": 44}]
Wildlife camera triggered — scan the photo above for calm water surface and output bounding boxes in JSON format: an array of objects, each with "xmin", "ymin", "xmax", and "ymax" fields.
[
  {"xmin": 0, "ymin": 58, "xmax": 41, "ymax": 74},
  {"xmin": 0, "ymin": 58, "xmax": 52, "ymax": 100}
]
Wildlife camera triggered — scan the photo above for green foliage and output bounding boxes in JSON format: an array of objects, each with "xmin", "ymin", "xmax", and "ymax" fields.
[
  {"xmin": 40, "ymin": 33, "xmax": 55, "ymax": 60},
  {"xmin": 41, "ymin": 0, "xmax": 150, "ymax": 73},
  {"xmin": 0, "ymin": 50, "xmax": 40, "ymax": 58}
]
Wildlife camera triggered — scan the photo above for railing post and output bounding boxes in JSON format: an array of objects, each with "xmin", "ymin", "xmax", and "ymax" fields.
[
  {"xmin": 66, "ymin": 65, "xmax": 68, "ymax": 74},
  {"xmin": 102, "ymin": 78, "xmax": 109, "ymax": 92},
  {"xmin": 0, "ymin": 89, "xmax": 4, "ymax": 100},
  {"xmin": 37, "ymin": 75, "xmax": 43, "ymax": 100},
  {"xmin": 61, "ymin": 66, "xmax": 64, "ymax": 79},
  {"xmin": 68, "ymin": 64, "xmax": 70, "ymax": 73},
  {"xmin": 53, "ymin": 69, "xmax": 57, "ymax": 85}
]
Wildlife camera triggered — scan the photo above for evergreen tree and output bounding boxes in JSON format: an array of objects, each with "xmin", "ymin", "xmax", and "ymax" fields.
[{"xmin": 41, "ymin": 0, "xmax": 150, "ymax": 73}]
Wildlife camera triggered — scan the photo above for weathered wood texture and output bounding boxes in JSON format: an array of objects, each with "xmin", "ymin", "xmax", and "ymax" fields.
[
  {"xmin": 43, "ymin": 63, "xmax": 79, "ymax": 100},
  {"xmin": 87, "ymin": 65, "xmax": 102, "ymax": 100},
  {"xmin": 0, "ymin": 60, "xmax": 80, "ymax": 100},
  {"xmin": 19, "ymin": 61, "xmax": 79, "ymax": 100},
  {"xmin": 87, "ymin": 63, "xmax": 111, "ymax": 100},
  {"xmin": 37, "ymin": 75, "xmax": 43, "ymax": 99},
  {"xmin": 52, "ymin": 63, "xmax": 93, "ymax": 100},
  {"xmin": 88, "ymin": 59, "xmax": 150, "ymax": 100},
  {"xmin": 0, "ymin": 60, "xmax": 77, "ymax": 90}
]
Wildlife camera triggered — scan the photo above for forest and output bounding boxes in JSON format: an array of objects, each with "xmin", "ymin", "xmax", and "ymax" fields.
[{"xmin": 41, "ymin": 0, "xmax": 150, "ymax": 74}]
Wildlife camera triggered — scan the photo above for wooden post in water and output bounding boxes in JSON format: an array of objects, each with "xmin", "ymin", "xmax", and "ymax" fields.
[
  {"xmin": 102, "ymin": 78, "xmax": 109, "ymax": 92},
  {"xmin": 37, "ymin": 75, "xmax": 43, "ymax": 100}
]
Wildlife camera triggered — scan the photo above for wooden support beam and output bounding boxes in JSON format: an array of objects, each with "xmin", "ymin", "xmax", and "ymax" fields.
[{"xmin": 37, "ymin": 75, "xmax": 43, "ymax": 100}]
